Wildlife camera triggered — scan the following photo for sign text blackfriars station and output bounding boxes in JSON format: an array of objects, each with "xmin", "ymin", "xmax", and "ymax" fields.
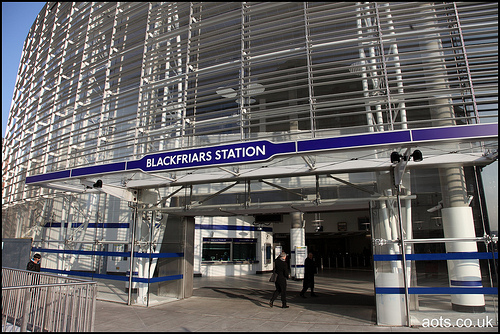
[
  {"xmin": 146, "ymin": 145, "xmax": 266, "ymax": 168},
  {"xmin": 127, "ymin": 140, "xmax": 296, "ymax": 173}
]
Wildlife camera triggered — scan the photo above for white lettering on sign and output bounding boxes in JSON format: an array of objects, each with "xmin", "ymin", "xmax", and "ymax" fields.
[
  {"xmin": 145, "ymin": 144, "xmax": 266, "ymax": 169},
  {"xmin": 214, "ymin": 145, "xmax": 265, "ymax": 160}
]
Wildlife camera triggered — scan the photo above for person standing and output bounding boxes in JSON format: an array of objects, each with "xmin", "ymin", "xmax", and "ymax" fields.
[
  {"xmin": 269, "ymin": 251, "xmax": 290, "ymax": 308},
  {"xmin": 300, "ymin": 252, "xmax": 317, "ymax": 297},
  {"xmin": 26, "ymin": 253, "xmax": 41, "ymax": 272}
]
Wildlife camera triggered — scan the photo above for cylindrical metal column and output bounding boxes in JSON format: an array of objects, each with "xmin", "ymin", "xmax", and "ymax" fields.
[
  {"xmin": 441, "ymin": 206, "xmax": 485, "ymax": 311},
  {"xmin": 290, "ymin": 212, "xmax": 305, "ymax": 279}
]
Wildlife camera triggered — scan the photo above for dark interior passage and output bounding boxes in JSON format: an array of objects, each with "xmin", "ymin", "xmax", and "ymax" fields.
[{"xmin": 273, "ymin": 232, "xmax": 373, "ymax": 270}]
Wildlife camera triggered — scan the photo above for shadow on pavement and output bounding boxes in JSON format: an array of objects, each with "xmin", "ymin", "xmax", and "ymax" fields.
[{"xmin": 193, "ymin": 286, "xmax": 376, "ymax": 323}]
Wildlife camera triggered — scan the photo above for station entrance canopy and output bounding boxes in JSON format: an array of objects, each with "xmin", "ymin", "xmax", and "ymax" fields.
[{"xmin": 25, "ymin": 123, "xmax": 498, "ymax": 215}]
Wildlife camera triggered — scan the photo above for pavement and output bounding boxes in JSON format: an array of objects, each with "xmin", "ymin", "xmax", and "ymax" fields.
[{"xmin": 93, "ymin": 269, "xmax": 498, "ymax": 332}]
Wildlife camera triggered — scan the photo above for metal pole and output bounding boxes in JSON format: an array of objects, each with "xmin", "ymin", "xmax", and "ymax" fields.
[
  {"xmin": 396, "ymin": 184, "xmax": 410, "ymax": 327},
  {"xmin": 128, "ymin": 204, "xmax": 138, "ymax": 305},
  {"xmin": 181, "ymin": 217, "xmax": 186, "ymax": 299}
]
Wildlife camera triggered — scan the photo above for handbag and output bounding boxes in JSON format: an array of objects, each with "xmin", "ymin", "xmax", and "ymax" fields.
[{"xmin": 269, "ymin": 271, "xmax": 277, "ymax": 282}]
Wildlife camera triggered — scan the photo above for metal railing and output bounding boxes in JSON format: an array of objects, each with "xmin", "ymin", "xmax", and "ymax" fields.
[{"xmin": 2, "ymin": 267, "xmax": 97, "ymax": 332}]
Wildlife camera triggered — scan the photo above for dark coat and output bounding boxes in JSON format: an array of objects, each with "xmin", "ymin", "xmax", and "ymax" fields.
[
  {"xmin": 271, "ymin": 257, "xmax": 290, "ymax": 304},
  {"xmin": 27, "ymin": 260, "xmax": 41, "ymax": 272},
  {"xmin": 274, "ymin": 257, "xmax": 289, "ymax": 284},
  {"xmin": 304, "ymin": 257, "xmax": 316, "ymax": 277}
]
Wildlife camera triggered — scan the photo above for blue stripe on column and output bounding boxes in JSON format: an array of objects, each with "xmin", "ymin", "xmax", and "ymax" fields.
[
  {"xmin": 375, "ymin": 287, "xmax": 405, "ymax": 294},
  {"xmin": 374, "ymin": 252, "xmax": 497, "ymax": 262},
  {"xmin": 376, "ymin": 287, "xmax": 498, "ymax": 295},
  {"xmin": 373, "ymin": 254, "xmax": 402, "ymax": 261},
  {"xmin": 32, "ymin": 247, "xmax": 183, "ymax": 258},
  {"xmin": 41, "ymin": 268, "xmax": 183, "ymax": 283},
  {"xmin": 408, "ymin": 287, "xmax": 497, "ymax": 295},
  {"xmin": 451, "ymin": 280, "xmax": 483, "ymax": 287},
  {"xmin": 406, "ymin": 252, "xmax": 497, "ymax": 260}
]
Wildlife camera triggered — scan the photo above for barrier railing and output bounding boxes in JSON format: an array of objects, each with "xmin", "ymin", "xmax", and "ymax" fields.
[{"xmin": 2, "ymin": 267, "xmax": 97, "ymax": 332}]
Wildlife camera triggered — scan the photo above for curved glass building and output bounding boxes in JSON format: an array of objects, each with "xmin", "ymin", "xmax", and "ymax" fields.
[{"xmin": 2, "ymin": 2, "xmax": 498, "ymax": 325}]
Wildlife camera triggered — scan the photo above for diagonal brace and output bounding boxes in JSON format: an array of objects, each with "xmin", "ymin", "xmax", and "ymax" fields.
[
  {"xmin": 154, "ymin": 186, "xmax": 185, "ymax": 208},
  {"xmin": 260, "ymin": 179, "xmax": 306, "ymax": 199},
  {"xmin": 328, "ymin": 174, "xmax": 379, "ymax": 196},
  {"xmin": 196, "ymin": 182, "xmax": 240, "ymax": 205}
]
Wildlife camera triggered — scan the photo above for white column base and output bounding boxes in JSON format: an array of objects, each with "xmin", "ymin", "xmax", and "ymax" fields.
[{"xmin": 442, "ymin": 207, "xmax": 485, "ymax": 312}]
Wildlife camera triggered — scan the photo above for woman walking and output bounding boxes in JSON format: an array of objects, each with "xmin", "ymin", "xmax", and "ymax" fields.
[{"xmin": 269, "ymin": 251, "xmax": 290, "ymax": 308}]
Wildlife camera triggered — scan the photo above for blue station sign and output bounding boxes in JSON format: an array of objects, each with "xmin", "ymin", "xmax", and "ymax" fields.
[
  {"xmin": 25, "ymin": 123, "xmax": 498, "ymax": 185},
  {"xmin": 127, "ymin": 140, "xmax": 296, "ymax": 172}
]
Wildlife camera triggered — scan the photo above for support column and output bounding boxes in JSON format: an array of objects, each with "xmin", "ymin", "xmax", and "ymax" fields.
[
  {"xmin": 134, "ymin": 208, "xmax": 149, "ymax": 305},
  {"xmin": 59, "ymin": 198, "xmax": 69, "ymax": 272},
  {"xmin": 290, "ymin": 212, "xmax": 305, "ymax": 279},
  {"xmin": 440, "ymin": 169, "xmax": 485, "ymax": 312},
  {"xmin": 374, "ymin": 171, "xmax": 406, "ymax": 326},
  {"xmin": 182, "ymin": 216, "xmax": 195, "ymax": 299},
  {"xmin": 417, "ymin": 2, "xmax": 485, "ymax": 312}
]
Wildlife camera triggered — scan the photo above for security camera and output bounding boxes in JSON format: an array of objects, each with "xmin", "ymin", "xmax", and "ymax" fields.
[
  {"xmin": 427, "ymin": 200, "xmax": 443, "ymax": 213},
  {"xmin": 467, "ymin": 195, "xmax": 473, "ymax": 206}
]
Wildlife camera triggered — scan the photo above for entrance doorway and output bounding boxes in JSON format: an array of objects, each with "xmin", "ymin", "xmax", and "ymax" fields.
[
  {"xmin": 273, "ymin": 232, "xmax": 372, "ymax": 270},
  {"xmin": 271, "ymin": 213, "xmax": 375, "ymax": 310}
]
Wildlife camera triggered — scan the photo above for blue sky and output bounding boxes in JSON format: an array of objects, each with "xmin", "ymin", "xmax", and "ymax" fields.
[{"xmin": 2, "ymin": 2, "xmax": 46, "ymax": 138}]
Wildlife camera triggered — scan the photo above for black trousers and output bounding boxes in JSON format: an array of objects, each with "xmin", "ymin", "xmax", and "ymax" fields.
[
  {"xmin": 300, "ymin": 274, "xmax": 314, "ymax": 294},
  {"xmin": 270, "ymin": 280, "xmax": 287, "ymax": 304}
]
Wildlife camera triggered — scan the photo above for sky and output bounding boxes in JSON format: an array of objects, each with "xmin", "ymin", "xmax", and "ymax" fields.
[{"xmin": 2, "ymin": 2, "xmax": 46, "ymax": 138}]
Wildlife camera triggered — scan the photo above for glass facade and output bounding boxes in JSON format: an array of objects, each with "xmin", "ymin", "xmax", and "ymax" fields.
[{"xmin": 2, "ymin": 2, "xmax": 497, "ymax": 325}]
